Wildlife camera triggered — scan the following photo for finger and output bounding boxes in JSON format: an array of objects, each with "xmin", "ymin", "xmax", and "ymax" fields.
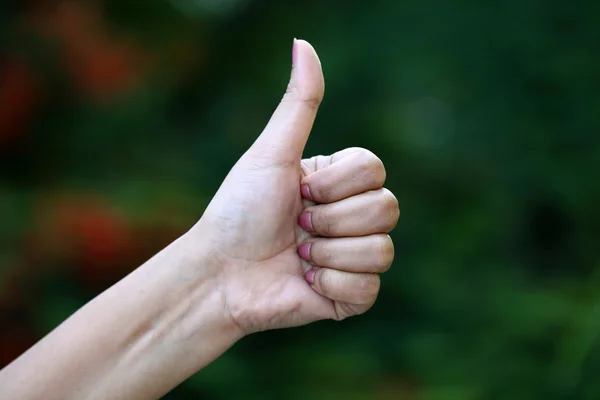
[
  {"xmin": 298, "ymin": 188, "xmax": 400, "ymax": 237},
  {"xmin": 301, "ymin": 148, "xmax": 386, "ymax": 203},
  {"xmin": 297, "ymin": 234, "xmax": 394, "ymax": 273},
  {"xmin": 249, "ymin": 39, "xmax": 325, "ymax": 165},
  {"xmin": 305, "ymin": 268, "xmax": 380, "ymax": 311}
]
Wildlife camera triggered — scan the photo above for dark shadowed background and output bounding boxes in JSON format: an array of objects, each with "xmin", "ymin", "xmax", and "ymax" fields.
[{"xmin": 1, "ymin": 0, "xmax": 599, "ymax": 399}]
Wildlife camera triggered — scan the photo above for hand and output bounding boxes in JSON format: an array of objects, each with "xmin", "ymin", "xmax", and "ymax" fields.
[
  {"xmin": 192, "ymin": 39, "xmax": 400, "ymax": 334},
  {"xmin": 0, "ymin": 39, "xmax": 399, "ymax": 400}
]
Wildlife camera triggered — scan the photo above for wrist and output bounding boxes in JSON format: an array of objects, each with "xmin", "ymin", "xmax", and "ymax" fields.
[
  {"xmin": 131, "ymin": 231, "xmax": 245, "ymax": 365},
  {"xmin": 95, "ymin": 232, "xmax": 245, "ymax": 397},
  {"xmin": 186, "ymin": 223, "xmax": 264, "ymax": 336}
]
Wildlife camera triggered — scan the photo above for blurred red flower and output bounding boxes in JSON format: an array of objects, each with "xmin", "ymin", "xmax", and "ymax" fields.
[
  {"xmin": 25, "ymin": 194, "xmax": 135, "ymax": 286},
  {"xmin": 26, "ymin": 0, "xmax": 153, "ymax": 102},
  {"xmin": 0, "ymin": 59, "xmax": 39, "ymax": 148}
]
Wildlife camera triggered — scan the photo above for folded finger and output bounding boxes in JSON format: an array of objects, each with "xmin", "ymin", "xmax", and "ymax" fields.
[
  {"xmin": 298, "ymin": 188, "xmax": 400, "ymax": 237},
  {"xmin": 305, "ymin": 267, "xmax": 380, "ymax": 308},
  {"xmin": 297, "ymin": 234, "xmax": 394, "ymax": 273},
  {"xmin": 301, "ymin": 149, "xmax": 386, "ymax": 203}
]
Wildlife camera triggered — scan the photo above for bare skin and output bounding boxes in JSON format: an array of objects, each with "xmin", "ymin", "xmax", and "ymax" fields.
[{"xmin": 0, "ymin": 39, "xmax": 399, "ymax": 400}]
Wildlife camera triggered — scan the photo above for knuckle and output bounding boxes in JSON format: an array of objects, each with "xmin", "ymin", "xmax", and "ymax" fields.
[
  {"xmin": 356, "ymin": 274, "xmax": 380, "ymax": 304},
  {"xmin": 314, "ymin": 208, "xmax": 336, "ymax": 236},
  {"xmin": 301, "ymin": 97, "xmax": 322, "ymax": 110},
  {"xmin": 336, "ymin": 302, "xmax": 374, "ymax": 320},
  {"xmin": 334, "ymin": 302, "xmax": 366, "ymax": 320},
  {"xmin": 375, "ymin": 235, "xmax": 395, "ymax": 272},
  {"xmin": 306, "ymin": 83, "xmax": 325, "ymax": 107},
  {"xmin": 314, "ymin": 183, "xmax": 334, "ymax": 203},
  {"xmin": 378, "ymin": 189, "xmax": 400, "ymax": 231},
  {"xmin": 315, "ymin": 269, "xmax": 330, "ymax": 296},
  {"xmin": 333, "ymin": 303, "xmax": 352, "ymax": 321},
  {"xmin": 313, "ymin": 241, "xmax": 334, "ymax": 266},
  {"xmin": 284, "ymin": 82, "xmax": 324, "ymax": 110},
  {"xmin": 357, "ymin": 151, "xmax": 386, "ymax": 188},
  {"xmin": 321, "ymin": 246, "xmax": 334, "ymax": 266}
]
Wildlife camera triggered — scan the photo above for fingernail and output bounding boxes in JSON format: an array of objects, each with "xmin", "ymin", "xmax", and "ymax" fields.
[
  {"xmin": 300, "ymin": 184, "xmax": 312, "ymax": 200},
  {"xmin": 298, "ymin": 243, "xmax": 311, "ymax": 261},
  {"xmin": 298, "ymin": 212, "xmax": 313, "ymax": 232},
  {"xmin": 292, "ymin": 38, "xmax": 298, "ymax": 66},
  {"xmin": 305, "ymin": 268, "xmax": 316, "ymax": 284}
]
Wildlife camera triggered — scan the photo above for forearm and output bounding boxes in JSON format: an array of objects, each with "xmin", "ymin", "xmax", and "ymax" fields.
[{"xmin": 0, "ymin": 232, "xmax": 242, "ymax": 400}]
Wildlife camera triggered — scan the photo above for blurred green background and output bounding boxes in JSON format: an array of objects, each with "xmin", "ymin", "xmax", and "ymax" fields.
[{"xmin": 1, "ymin": 0, "xmax": 600, "ymax": 399}]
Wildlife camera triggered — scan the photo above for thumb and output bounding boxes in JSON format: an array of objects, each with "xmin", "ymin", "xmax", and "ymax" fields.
[{"xmin": 251, "ymin": 39, "xmax": 325, "ymax": 163}]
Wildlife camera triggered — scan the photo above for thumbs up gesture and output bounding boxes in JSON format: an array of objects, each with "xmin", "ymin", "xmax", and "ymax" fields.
[
  {"xmin": 0, "ymin": 39, "xmax": 400, "ymax": 400},
  {"xmin": 193, "ymin": 40, "xmax": 400, "ymax": 334},
  {"xmin": 0, "ymin": 39, "xmax": 399, "ymax": 400}
]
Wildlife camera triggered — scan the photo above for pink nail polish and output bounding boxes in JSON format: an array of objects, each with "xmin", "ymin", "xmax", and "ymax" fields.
[
  {"xmin": 305, "ymin": 269, "xmax": 316, "ymax": 284},
  {"xmin": 298, "ymin": 243, "xmax": 311, "ymax": 261},
  {"xmin": 300, "ymin": 184, "xmax": 312, "ymax": 200},
  {"xmin": 298, "ymin": 212, "xmax": 313, "ymax": 232},
  {"xmin": 292, "ymin": 38, "xmax": 298, "ymax": 66}
]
